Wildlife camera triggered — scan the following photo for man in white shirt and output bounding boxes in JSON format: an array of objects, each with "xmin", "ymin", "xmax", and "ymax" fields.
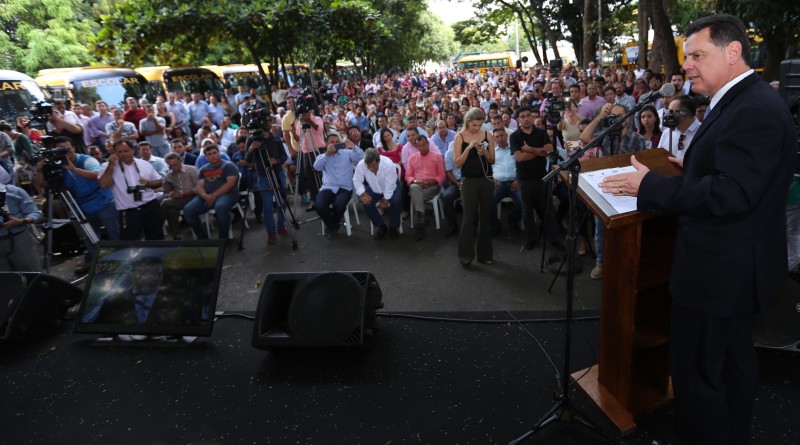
[
  {"xmin": 657, "ymin": 95, "xmax": 701, "ymax": 159},
  {"xmin": 98, "ymin": 139, "xmax": 164, "ymax": 240},
  {"xmin": 353, "ymin": 148, "xmax": 401, "ymax": 240},
  {"xmin": 138, "ymin": 142, "xmax": 168, "ymax": 178}
]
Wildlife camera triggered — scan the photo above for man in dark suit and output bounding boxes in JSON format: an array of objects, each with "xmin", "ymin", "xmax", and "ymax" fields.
[
  {"xmin": 171, "ymin": 138, "xmax": 198, "ymax": 166},
  {"xmin": 90, "ymin": 256, "xmax": 192, "ymax": 325},
  {"xmin": 599, "ymin": 14, "xmax": 798, "ymax": 445}
]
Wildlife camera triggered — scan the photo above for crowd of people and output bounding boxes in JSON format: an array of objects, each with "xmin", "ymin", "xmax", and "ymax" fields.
[{"xmin": 0, "ymin": 26, "xmax": 796, "ymax": 278}]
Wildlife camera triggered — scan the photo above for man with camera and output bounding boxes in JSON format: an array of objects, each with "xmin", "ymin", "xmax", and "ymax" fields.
[
  {"xmin": 98, "ymin": 140, "xmax": 163, "ymax": 240},
  {"xmin": 245, "ymin": 109, "xmax": 289, "ymax": 245},
  {"xmin": 658, "ymin": 95, "xmax": 700, "ymax": 159},
  {"xmin": 34, "ymin": 136, "xmax": 120, "ymax": 247},
  {"xmin": 313, "ymin": 133, "xmax": 364, "ymax": 239},
  {"xmin": 0, "ymin": 183, "xmax": 41, "ymax": 272},
  {"xmin": 294, "ymin": 102, "xmax": 326, "ymax": 210},
  {"xmin": 45, "ymin": 99, "xmax": 85, "ymax": 153}
]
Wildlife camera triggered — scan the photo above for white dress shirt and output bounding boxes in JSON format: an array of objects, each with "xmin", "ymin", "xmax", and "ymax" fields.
[{"xmin": 352, "ymin": 155, "xmax": 398, "ymax": 200}]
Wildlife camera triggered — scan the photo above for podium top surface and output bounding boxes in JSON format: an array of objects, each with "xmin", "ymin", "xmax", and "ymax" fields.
[{"xmin": 564, "ymin": 148, "xmax": 683, "ymax": 229}]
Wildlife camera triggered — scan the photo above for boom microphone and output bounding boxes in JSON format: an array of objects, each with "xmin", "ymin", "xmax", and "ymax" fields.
[{"xmin": 644, "ymin": 83, "xmax": 677, "ymax": 104}]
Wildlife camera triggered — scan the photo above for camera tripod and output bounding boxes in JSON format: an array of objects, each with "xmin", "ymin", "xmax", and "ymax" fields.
[
  {"xmin": 240, "ymin": 136, "xmax": 299, "ymax": 250},
  {"xmin": 292, "ymin": 123, "xmax": 323, "ymax": 225},
  {"xmin": 41, "ymin": 182, "xmax": 99, "ymax": 275}
]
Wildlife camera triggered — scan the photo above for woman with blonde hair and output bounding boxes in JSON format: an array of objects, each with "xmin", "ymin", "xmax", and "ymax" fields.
[{"xmin": 452, "ymin": 107, "xmax": 495, "ymax": 266}]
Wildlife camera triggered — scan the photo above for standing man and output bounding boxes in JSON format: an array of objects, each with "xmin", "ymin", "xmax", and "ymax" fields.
[
  {"xmin": 658, "ymin": 95, "xmax": 701, "ymax": 158},
  {"xmin": 509, "ymin": 106, "xmax": 561, "ymax": 251},
  {"xmin": 600, "ymin": 14, "xmax": 798, "ymax": 444},
  {"xmin": 88, "ymin": 101, "xmax": 114, "ymax": 150},
  {"xmin": 187, "ymin": 93, "xmax": 210, "ymax": 145},
  {"xmin": 123, "ymin": 97, "xmax": 146, "ymax": 131},
  {"xmin": 139, "ymin": 104, "xmax": 170, "ymax": 158},
  {"xmin": 98, "ymin": 140, "xmax": 164, "ymax": 241}
]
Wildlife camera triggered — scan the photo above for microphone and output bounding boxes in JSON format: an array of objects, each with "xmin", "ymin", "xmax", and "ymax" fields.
[{"xmin": 643, "ymin": 83, "xmax": 677, "ymax": 104}]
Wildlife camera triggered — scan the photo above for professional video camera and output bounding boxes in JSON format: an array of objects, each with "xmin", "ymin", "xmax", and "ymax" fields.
[
  {"xmin": 244, "ymin": 105, "xmax": 271, "ymax": 138},
  {"xmin": 29, "ymin": 100, "xmax": 54, "ymax": 121},
  {"xmin": 599, "ymin": 114, "xmax": 624, "ymax": 137},
  {"xmin": 544, "ymin": 92, "xmax": 566, "ymax": 124},
  {"xmin": 30, "ymin": 142, "xmax": 68, "ymax": 188},
  {"xmin": 295, "ymin": 88, "xmax": 317, "ymax": 116}
]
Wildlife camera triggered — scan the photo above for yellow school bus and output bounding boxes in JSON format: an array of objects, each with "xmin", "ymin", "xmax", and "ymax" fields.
[
  {"xmin": 455, "ymin": 52, "xmax": 515, "ymax": 75},
  {"xmin": 35, "ymin": 66, "xmax": 156, "ymax": 108},
  {"xmin": 136, "ymin": 66, "xmax": 225, "ymax": 97},
  {"xmin": 0, "ymin": 70, "xmax": 47, "ymax": 125}
]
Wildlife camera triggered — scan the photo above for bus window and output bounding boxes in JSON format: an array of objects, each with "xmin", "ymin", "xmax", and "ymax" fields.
[
  {"xmin": 71, "ymin": 76, "xmax": 153, "ymax": 108},
  {"xmin": 0, "ymin": 76, "xmax": 45, "ymax": 124}
]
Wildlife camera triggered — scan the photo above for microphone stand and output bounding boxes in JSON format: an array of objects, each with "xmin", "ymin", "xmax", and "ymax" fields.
[{"xmin": 508, "ymin": 101, "xmax": 647, "ymax": 445}]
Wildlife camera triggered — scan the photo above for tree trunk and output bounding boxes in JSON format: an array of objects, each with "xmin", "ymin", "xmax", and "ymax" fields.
[
  {"xmin": 650, "ymin": 0, "xmax": 679, "ymax": 74},
  {"xmin": 762, "ymin": 35, "xmax": 785, "ymax": 82},
  {"xmin": 637, "ymin": 0, "xmax": 649, "ymax": 69},
  {"xmin": 515, "ymin": 11, "xmax": 543, "ymax": 66},
  {"xmin": 583, "ymin": 0, "xmax": 595, "ymax": 67}
]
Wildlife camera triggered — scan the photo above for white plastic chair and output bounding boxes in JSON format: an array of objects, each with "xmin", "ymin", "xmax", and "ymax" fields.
[
  {"xmin": 320, "ymin": 191, "xmax": 360, "ymax": 236},
  {"xmin": 409, "ymin": 191, "xmax": 444, "ymax": 230}
]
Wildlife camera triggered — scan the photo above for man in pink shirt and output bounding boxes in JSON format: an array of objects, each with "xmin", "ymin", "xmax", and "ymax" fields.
[
  {"xmin": 294, "ymin": 109, "xmax": 326, "ymax": 208},
  {"xmin": 400, "ymin": 127, "xmax": 441, "ymax": 170},
  {"xmin": 405, "ymin": 134, "xmax": 445, "ymax": 241}
]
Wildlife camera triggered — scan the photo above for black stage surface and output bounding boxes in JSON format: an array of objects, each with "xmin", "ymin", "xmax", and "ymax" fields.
[{"xmin": 1, "ymin": 311, "xmax": 798, "ymax": 445}]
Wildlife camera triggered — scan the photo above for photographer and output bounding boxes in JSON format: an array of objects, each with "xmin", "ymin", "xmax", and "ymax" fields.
[
  {"xmin": 33, "ymin": 137, "xmax": 119, "ymax": 270},
  {"xmin": 657, "ymin": 95, "xmax": 700, "ymax": 158},
  {"xmin": 245, "ymin": 111, "xmax": 288, "ymax": 245},
  {"xmin": 98, "ymin": 140, "xmax": 163, "ymax": 240},
  {"xmin": 294, "ymin": 100, "xmax": 326, "ymax": 209},
  {"xmin": 43, "ymin": 99, "xmax": 85, "ymax": 153},
  {"xmin": 0, "ymin": 183, "xmax": 42, "ymax": 272}
]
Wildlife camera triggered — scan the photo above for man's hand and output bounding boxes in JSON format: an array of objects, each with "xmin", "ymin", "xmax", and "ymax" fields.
[
  {"xmin": 377, "ymin": 198, "xmax": 389, "ymax": 210},
  {"xmin": 511, "ymin": 180, "xmax": 518, "ymax": 192},
  {"xmin": 204, "ymin": 194, "xmax": 217, "ymax": 207},
  {"xmin": 326, "ymin": 144, "xmax": 337, "ymax": 155},
  {"xmin": 668, "ymin": 156, "xmax": 684, "ymax": 169},
  {"xmin": 0, "ymin": 215, "xmax": 24, "ymax": 230},
  {"xmin": 249, "ymin": 140, "xmax": 260, "ymax": 152},
  {"xmin": 361, "ymin": 192, "xmax": 372, "ymax": 206},
  {"xmin": 107, "ymin": 154, "xmax": 118, "ymax": 166},
  {"xmin": 599, "ymin": 155, "xmax": 649, "ymax": 197}
]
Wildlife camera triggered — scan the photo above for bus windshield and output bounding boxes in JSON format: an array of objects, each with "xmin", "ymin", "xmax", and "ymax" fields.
[
  {"xmin": 0, "ymin": 79, "xmax": 45, "ymax": 123},
  {"xmin": 71, "ymin": 76, "xmax": 156, "ymax": 109},
  {"xmin": 165, "ymin": 70, "xmax": 224, "ymax": 96}
]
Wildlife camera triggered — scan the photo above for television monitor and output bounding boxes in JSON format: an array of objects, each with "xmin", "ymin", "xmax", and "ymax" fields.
[{"xmin": 74, "ymin": 240, "xmax": 225, "ymax": 337}]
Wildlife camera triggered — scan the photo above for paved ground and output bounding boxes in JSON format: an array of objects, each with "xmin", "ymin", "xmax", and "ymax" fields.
[{"xmin": 45, "ymin": 198, "xmax": 603, "ymax": 314}]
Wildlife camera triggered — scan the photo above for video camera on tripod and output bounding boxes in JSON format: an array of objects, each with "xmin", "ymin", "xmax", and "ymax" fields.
[
  {"xmin": 295, "ymin": 88, "xmax": 318, "ymax": 119},
  {"xmin": 30, "ymin": 142, "xmax": 68, "ymax": 189},
  {"xmin": 544, "ymin": 92, "xmax": 567, "ymax": 124},
  {"xmin": 244, "ymin": 105, "xmax": 271, "ymax": 139}
]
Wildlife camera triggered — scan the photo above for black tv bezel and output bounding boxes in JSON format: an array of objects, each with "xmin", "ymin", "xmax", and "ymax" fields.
[{"xmin": 73, "ymin": 240, "xmax": 225, "ymax": 337}]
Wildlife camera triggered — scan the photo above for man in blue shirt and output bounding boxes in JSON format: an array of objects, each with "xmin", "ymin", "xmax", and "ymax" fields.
[
  {"xmin": 431, "ymin": 119, "xmax": 456, "ymax": 154},
  {"xmin": 313, "ymin": 133, "xmax": 364, "ymax": 239},
  {"xmin": 349, "ymin": 107, "xmax": 370, "ymax": 134},
  {"xmin": 490, "ymin": 127, "xmax": 522, "ymax": 236},
  {"xmin": 0, "ymin": 183, "xmax": 42, "ymax": 272}
]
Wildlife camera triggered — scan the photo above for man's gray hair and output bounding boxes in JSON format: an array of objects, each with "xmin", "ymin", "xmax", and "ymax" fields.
[{"xmin": 364, "ymin": 148, "xmax": 380, "ymax": 165}]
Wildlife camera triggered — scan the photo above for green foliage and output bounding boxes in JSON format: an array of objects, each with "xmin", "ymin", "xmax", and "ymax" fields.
[{"xmin": 0, "ymin": 0, "xmax": 99, "ymax": 76}]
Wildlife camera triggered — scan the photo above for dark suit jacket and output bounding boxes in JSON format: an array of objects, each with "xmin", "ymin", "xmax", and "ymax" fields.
[
  {"xmin": 638, "ymin": 72, "xmax": 798, "ymax": 316},
  {"xmin": 183, "ymin": 152, "xmax": 198, "ymax": 166},
  {"xmin": 93, "ymin": 287, "xmax": 195, "ymax": 326}
]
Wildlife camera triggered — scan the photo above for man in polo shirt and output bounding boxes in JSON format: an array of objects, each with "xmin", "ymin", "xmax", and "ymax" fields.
[
  {"xmin": 98, "ymin": 140, "xmax": 163, "ymax": 240},
  {"xmin": 182, "ymin": 144, "xmax": 239, "ymax": 240}
]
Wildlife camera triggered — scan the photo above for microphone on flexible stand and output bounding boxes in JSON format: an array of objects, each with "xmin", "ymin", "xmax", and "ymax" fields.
[{"xmin": 642, "ymin": 83, "xmax": 677, "ymax": 104}]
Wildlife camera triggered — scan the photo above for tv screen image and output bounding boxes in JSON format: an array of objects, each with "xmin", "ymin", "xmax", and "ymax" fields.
[{"xmin": 74, "ymin": 240, "xmax": 224, "ymax": 337}]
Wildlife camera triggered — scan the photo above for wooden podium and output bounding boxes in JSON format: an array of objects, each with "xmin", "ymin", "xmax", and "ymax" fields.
[{"xmin": 567, "ymin": 148, "xmax": 682, "ymax": 435}]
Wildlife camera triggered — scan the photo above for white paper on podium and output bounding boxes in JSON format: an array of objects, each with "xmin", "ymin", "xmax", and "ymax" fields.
[{"xmin": 579, "ymin": 166, "xmax": 638, "ymax": 216}]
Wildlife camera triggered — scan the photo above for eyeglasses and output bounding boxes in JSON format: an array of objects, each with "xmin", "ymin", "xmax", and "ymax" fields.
[{"xmin": 678, "ymin": 134, "xmax": 686, "ymax": 151}]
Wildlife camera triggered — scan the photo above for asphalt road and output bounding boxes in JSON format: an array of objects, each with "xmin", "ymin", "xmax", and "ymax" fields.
[{"xmin": 45, "ymin": 199, "xmax": 603, "ymax": 314}]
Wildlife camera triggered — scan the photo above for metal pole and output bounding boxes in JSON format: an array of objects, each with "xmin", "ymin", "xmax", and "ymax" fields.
[{"xmin": 598, "ymin": 0, "xmax": 603, "ymax": 66}]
